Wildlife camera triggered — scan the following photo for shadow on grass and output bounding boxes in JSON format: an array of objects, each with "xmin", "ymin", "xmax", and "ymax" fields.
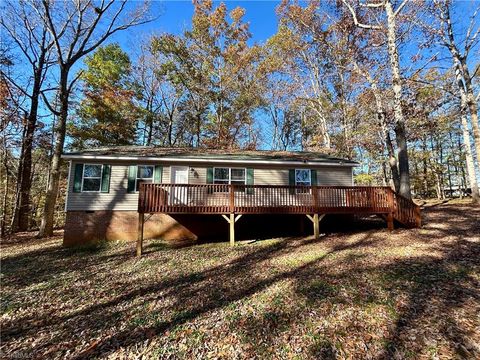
[{"xmin": 1, "ymin": 203, "xmax": 479, "ymax": 358}]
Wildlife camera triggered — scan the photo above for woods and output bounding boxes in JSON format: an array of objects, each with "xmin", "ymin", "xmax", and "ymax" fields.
[{"xmin": 1, "ymin": 0, "xmax": 479, "ymax": 237}]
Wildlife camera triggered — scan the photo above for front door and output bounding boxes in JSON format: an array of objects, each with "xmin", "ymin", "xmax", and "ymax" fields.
[{"xmin": 170, "ymin": 166, "xmax": 189, "ymax": 205}]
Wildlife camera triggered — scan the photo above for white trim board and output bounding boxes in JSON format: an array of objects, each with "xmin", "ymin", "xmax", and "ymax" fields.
[{"xmin": 61, "ymin": 154, "xmax": 358, "ymax": 167}]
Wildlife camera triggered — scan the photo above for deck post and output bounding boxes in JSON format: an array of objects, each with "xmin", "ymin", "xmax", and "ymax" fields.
[
  {"xmin": 230, "ymin": 213, "xmax": 235, "ymax": 246},
  {"xmin": 222, "ymin": 214, "xmax": 239, "ymax": 246},
  {"xmin": 313, "ymin": 213, "xmax": 320, "ymax": 239},
  {"xmin": 230, "ymin": 185, "xmax": 235, "ymax": 213},
  {"xmin": 387, "ymin": 212, "xmax": 394, "ymax": 231},
  {"xmin": 306, "ymin": 214, "xmax": 324, "ymax": 239},
  {"xmin": 137, "ymin": 212, "xmax": 145, "ymax": 257}
]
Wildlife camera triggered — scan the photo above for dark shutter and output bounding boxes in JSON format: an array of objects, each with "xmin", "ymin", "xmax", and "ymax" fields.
[
  {"xmin": 310, "ymin": 169, "xmax": 317, "ymax": 186},
  {"xmin": 127, "ymin": 165, "xmax": 137, "ymax": 193},
  {"xmin": 207, "ymin": 168, "xmax": 213, "ymax": 194},
  {"xmin": 73, "ymin": 163, "xmax": 83, "ymax": 193},
  {"xmin": 101, "ymin": 165, "xmax": 111, "ymax": 193},
  {"xmin": 289, "ymin": 169, "xmax": 295, "ymax": 195},
  {"xmin": 206, "ymin": 168, "xmax": 213, "ymax": 183},
  {"xmin": 154, "ymin": 165, "xmax": 162, "ymax": 183},
  {"xmin": 246, "ymin": 168, "xmax": 254, "ymax": 195}
]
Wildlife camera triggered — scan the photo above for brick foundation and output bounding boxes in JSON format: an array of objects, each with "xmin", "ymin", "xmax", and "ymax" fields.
[
  {"xmin": 64, "ymin": 211, "xmax": 199, "ymax": 246},
  {"xmin": 64, "ymin": 211, "xmax": 344, "ymax": 247}
]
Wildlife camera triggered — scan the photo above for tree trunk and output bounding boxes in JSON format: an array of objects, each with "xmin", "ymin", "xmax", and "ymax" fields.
[
  {"xmin": 385, "ymin": 0, "xmax": 411, "ymax": 199},
  {"xmin": 13, "ymin": 69, "xmax": 43, "ymax": 232},
  {"xmin": 422, "ymin": 140, "xmax": 428, "ymax": 197},
  {"xmin": 443, "ymin": 2, "xmax": 480, "ymax": 166},
  {"xmin": 460, "ymin": 110, "xmax": 480, "ymax": 204},
  {"xmin": 146, "ymin": 113, "xmax": 153, "ymax": 146},
  {"xmin": 451, "ymin": 59, "xmax": 480, "ymax": 204},
  {"xmin": 167, "ymin": 114, "xmax": 174, "ymax": 146},
  {"xmin": 371, "ymin": 81, "xmax": 400, "ymax": 192},
  {"xmin": 38, "ymin": 70, "xmax": 69, "ymax": 237},
  {"xmin": 1, "ymin": 143, "xmax": 10, "ymax": 237},
  {"xmin": 10, "ymin": 118, "xmax": 26, "ymax": 231},
  {"xmin": 463, "ymin": 68, "xmax": 480, "ymax": 166},
  {"xmin": 1, "ymin": 170, "xmax": 8, "ymax": 238}
]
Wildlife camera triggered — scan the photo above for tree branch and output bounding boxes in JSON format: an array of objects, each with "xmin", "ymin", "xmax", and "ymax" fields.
[
  {"xmin": 393, "ymin": 0, "xmax": 409, "ymax": 17},
  {"xmin": 360, "ymin": 2, "xmax": 385, "ymax": 9},
  {"xmin": 67, "ymin": 70, "xmax": 83, "ymax": 95},
  {"xmin": 341, "ymin": 0, "xmax": 382, "ymax": 30},
  {"xmin": 40, "ymin": 90, "xmax": 60, "ymax": 116}
]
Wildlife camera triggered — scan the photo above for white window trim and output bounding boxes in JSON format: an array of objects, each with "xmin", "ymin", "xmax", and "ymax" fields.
[
  {"xmin": 81, "ymin": 163, "xmax": 103, "ymax": 193},
  {"xmin": 135, "ymin": 164, "xmax": 155, "ymax": 193},
  {"xmin": 295, "ymin": 168, "xmax": 311, "ymax": 186},
  {"xmin": 295, "ymin": 168, "xmax": 312, "ymax": 194},
  {"xmin": 213, "ymin": 167, "xmax": 247, "ymax": 185}
]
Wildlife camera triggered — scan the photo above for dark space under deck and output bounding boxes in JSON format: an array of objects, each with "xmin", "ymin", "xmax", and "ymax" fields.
[{"xmin": 135, "ymin": 184, "xmax": 421, "ymax": 256}]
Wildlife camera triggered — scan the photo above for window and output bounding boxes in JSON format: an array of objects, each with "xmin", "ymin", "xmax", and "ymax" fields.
[
  {"xmin": 82, "ymin": 164, "xmax": 102, "ymax": 192},
  {"xmin": 295, "ymin": 169, "xmax": 311, "ymax": 193},
  {"xmin": 213, "ymin": 167, "xmax": 246, "ymax": 191},
  {"xmin": 136, "ymin": 165, "xmax": 154, "ymax": 192},
  {"xmin": 231, "ymin": 169, "xmax": 246, "ymax": 185},
  {"xmin": 214, "ymin": 168, "xmax": 230, "ymax": 184}
]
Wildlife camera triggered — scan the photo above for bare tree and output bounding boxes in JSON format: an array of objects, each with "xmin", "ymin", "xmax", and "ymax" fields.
[
  {"xmin": 134, "ymin": 42, "xmax": 162, "ymax": 146},
  {"xmin": 414, "ymin": 0, "xmax": 480, "ymax": 203},
  {"xmin": 430, "ymin": 0, "xmax": 480, "ymax": 167},
  {"xmin": 353, "ymin": 61, "xmax": 401, "ymax": 191},
  {"xmin": 36, "ymin": 0, "xmax": 153, "ymax": 238},
  {"xmin": 342, "ymin": 0, "xmax": 413, "ymax": 198},
  {"xmin": 1, "ymin": 0, "xmax": 55, "ymax": 232},
  {"xmin": 134, "ymin": 39, "xmax": 184, "ymax": 146}
]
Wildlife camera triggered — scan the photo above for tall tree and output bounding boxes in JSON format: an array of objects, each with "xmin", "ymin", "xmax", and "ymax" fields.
[
  {"xmin": 429, "ymin": 0, "xmax": 480, "ymax": 167},
  {"xmin": 272, "ymin": 3, "xmax": 333, "ymax": 150},
  {"xmin": 418, "ymin": 1, "xmax": 480, "ymax": 203},
  {"xmin": 152, "ymin": 0, "xmax": 263, "ymax": 149},
  {"xmin": 135, "ymin": 38, "xmax": 186, "ymax": 146},
  {"xmin": 354, "ymin": 62, "xmax": 401, "ymax": 191},
  {"xmin": 69, "ymin": 43, "xmax": 141, "ymax": 148},
  {"xmin": 37, "ymin": 0, "xmax": 152, "ymax": 238},
  {"xmin": 342, "ymin": 0, "xmax": 413, "ymax": 198},
  {"xmin": 188, "ymin": 0, "xmax": 263, "ymax": 148},
  {"xmin": 151, "ymin": 33, "xmax": 209, "ymax": 147},
  {"xmin": 1, "ymin": 0, "xmax": 54, "ymax": 231},
  {"xmin": 0, "ymin": 62, "xmax": 24, "ymax": 236},
  {"xmin": 273, "ymin": 1, "xmax": 368, "ymax": 155}
]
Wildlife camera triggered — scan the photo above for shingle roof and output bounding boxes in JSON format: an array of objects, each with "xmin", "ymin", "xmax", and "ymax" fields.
[{"xmin": 63, "ymin": 146, "xmax": 358, "ymax": 165}]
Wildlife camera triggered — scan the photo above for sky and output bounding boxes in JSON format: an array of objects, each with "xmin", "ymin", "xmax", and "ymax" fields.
[{"xmin": 115, "ymin": 0, "xmax": 281, "ymax": 58}]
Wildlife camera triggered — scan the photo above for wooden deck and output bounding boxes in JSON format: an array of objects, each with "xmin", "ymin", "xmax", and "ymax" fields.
[
  {"xmin": 139, "ymin": 184, "xmax": 420, "ymax": 225},
  {"xmin": 136, "ymin": 184, "xmax": 421, "ymax": 255}
]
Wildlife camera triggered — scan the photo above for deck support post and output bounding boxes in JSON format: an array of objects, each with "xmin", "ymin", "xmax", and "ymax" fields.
[
  {"xmin": 306, "ymin": 214, "xmax": 324, "ymax": 239},
  {"xmin": 313, "ymin": 214, "xmax": 320, "ymax": 239},
  {"xmin": 222, "ymin": 214, "xmax": 242, "ymax": 246},
  {"xmin": 387, "ymin": 212, "xmax": 394, "ymax": 231},
  {"xmin": 137, "ymin": 212, "xmax": 145, "ymax": 257},
  {"xmin": 229, "ymin": 213, "xmax": 235, "ymax": 246}
]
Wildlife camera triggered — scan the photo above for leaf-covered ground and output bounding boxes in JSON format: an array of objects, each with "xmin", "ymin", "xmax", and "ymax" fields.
[{"xmin": 1, "ymin": 201, "xmax": 479, "ymax": 359}]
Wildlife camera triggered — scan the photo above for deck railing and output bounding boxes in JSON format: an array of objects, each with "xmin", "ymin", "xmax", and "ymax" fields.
[{"xmin": 138, "ymin": 183, "xmax": 421, "ymax": 228}]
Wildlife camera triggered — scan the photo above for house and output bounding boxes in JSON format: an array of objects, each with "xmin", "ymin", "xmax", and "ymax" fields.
[{"xmin": 62, "ymin": 146, "xmax": 420, "ymax": 252}]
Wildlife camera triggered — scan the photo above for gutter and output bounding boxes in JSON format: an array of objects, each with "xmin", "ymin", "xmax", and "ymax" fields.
[{"xmin": 61, "ymin": 154, "xmax": 358, "ymax": 167}]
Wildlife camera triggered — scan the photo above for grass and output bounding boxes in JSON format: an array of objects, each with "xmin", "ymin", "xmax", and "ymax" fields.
[{"xmin": 0, "ymin": 201, "xmax": 479, "ymax": 359}]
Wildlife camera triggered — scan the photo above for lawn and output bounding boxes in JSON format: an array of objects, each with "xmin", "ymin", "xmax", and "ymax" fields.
[{"xmin": 1, "ymin": 201, "xmax": 479, "ymax": 359}]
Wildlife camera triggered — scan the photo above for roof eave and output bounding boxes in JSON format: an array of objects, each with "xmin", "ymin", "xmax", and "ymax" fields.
[{"xmin": 61, "ymin": 154, "xmax": 359, "ymax": 167}]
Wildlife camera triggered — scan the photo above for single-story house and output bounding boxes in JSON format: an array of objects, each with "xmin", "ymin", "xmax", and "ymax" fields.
[{"xmin": 62, "ymin": 146, "xmax": 420, "ymax": 250}]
